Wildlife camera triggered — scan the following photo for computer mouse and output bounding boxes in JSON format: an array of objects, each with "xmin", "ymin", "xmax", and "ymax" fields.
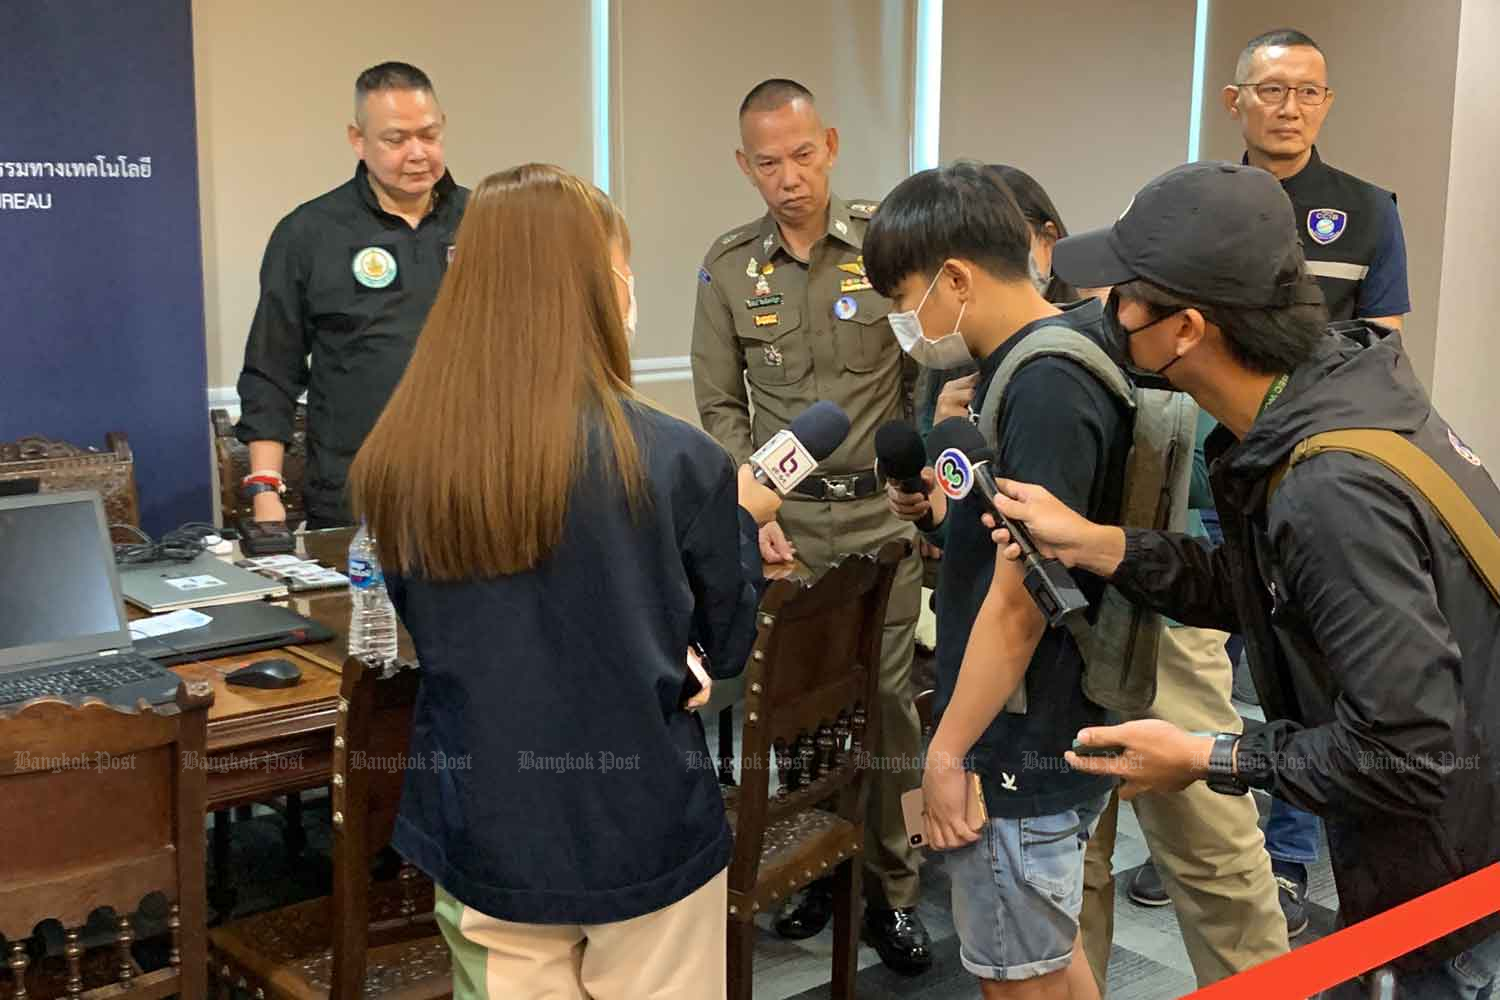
[{"xmin": 225, "ymin": 657, "xmax": 303, "ymax": 689}]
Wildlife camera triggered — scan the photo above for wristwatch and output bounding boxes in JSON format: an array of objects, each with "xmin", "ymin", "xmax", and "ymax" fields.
[
  {"xmin": 1204, "ymin": 732, "xmax": 1250, "ymax": 796},
  {"xmin": 242, "ymin": 481, "xmax": 281, "ymax": 500}
]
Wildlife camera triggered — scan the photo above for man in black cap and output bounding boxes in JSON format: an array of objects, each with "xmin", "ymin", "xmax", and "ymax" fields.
[{"xmin": 984, "ymin": 161, "xmax": 1500, "ymax": 996}]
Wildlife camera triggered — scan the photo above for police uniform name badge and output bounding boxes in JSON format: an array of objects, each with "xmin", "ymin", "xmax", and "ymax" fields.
[
  {"xmin": 1307, "ymin": 208, "xmax": 1347, "ymax": 245},
  {"xmin": 749, "ymin": 429, "xmax": 816, "ymax": 494},
  {"xmin": 353, "ymin": 246, "xmax": 397, "ymax": 288}
]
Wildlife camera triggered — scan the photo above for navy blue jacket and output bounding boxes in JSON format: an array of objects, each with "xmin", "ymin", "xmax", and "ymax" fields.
[{"xmin": 386, "ymin": 401, "xmax": 763, "ymax": 924}]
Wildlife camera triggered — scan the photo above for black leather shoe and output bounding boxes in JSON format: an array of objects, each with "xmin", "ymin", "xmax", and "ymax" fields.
[
  {"xmin": 1128, "ymin": 860, "xmax": 1171, "ymax": 907},
  {"xmin": 862, "ymin": 906, "xmax": 933, "ymax": 976},
  {"xmin": 773, "ymin": 879, "xmax": 834, "ymax": 940}
]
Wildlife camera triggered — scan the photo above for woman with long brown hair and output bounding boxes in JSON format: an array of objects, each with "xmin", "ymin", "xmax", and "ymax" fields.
[{"xmin": 349, "ymin": 163, "xmax": 779, "ymax": 999}]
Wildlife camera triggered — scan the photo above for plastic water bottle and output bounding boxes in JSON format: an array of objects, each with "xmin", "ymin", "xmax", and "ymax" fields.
[{"xmin": 347, "ymin": 523, "xmax": 398, "ymax": 667}]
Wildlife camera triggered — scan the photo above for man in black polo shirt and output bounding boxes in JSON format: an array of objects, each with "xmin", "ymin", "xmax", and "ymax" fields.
[
  {"xmin": 871, "ymin": 162, "xmax": 1128, "ymax": 998},
  {"xmin": 1226, "ymin": 28, "xmax": 1409, "ymax": 328},
  {"xmin": 235, "ymin": 61, "xmax": 468, "ymax": 528},
  {"xmin": 1224, "ymin": 28, "xmax": 1408, "ymax": 933}
]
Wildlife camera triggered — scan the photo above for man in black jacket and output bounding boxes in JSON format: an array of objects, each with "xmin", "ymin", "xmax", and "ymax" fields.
[
  {"xmin": 985, "ymin": 161, "xmax": 1500, "ymax": 996},
  {"xmin": 235, "ymin": 62, "xmax": 468, "ymax": 527}
]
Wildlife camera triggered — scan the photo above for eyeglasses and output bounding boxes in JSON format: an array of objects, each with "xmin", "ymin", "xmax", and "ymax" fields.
[{"xmin": 1236, "ymin": 81, "xmax": 1331, "ymax": 107}]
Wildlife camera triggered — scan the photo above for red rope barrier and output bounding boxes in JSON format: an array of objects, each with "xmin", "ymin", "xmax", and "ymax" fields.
[{"xmin": 1184, "ymin": 863, "xmax": 1500, "ymax": 999}]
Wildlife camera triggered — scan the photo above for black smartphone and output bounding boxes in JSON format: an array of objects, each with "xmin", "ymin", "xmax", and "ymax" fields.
[{"xmin": 1070, "ymin": 738, "xmax": 1126, "ymax": 758}]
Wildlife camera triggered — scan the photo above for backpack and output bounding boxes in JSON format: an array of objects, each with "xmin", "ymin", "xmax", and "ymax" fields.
[{"xmin": 976, "ymin": 325, "xmax": 1198, "ymax": 715}]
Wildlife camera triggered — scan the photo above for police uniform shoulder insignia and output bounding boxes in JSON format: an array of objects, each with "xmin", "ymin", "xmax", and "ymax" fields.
[
  {"xmin": 833, "ymin": 218, "xmax": 848, "ymax": 236},
  {"xmin": 704, "ymin": 223, "xmax": 759, "ymax": 264},
  {"xmin": 847, "ymin": 200, "xmax": 880, "ymax": 218},
  {"xmin": 1307, "ymin": 208, "xmax": 1348, "ymax": 245}
]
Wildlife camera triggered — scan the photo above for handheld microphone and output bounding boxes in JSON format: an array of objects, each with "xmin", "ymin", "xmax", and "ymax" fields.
[
  {"xmin": 749, "ymin": 400, "xmax": 851, "ymax": 495},
  {"xmin": 926, "ymin": 417, "xmax": 1090, "ymax": 627},
  {"xmin": 874, "ymin": 421, "xmax": 936, "ymax": 532}
]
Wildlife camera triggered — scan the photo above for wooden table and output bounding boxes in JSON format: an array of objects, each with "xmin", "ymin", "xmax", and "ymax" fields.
[{"xmin": 128, "ymin": 529, "xmax": 389, "ymax": 813}]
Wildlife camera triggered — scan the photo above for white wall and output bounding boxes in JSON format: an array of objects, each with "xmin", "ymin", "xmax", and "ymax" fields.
[
  {"xmin": 1431, "ymin": 0, "xmax": 1500, "ymax": 467},
  {"xmin": 941, "ymin": 0, "xmax": 1198, "ymax": 232}
]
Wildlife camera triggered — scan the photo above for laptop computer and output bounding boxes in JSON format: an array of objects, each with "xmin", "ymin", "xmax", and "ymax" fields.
[
  {"xmin": 131, "ymin": 599, "xmax": 335, "ymax": 664},
  {"xmin": 0, "ymin": 490, "xmax": 180, "ymax": 707},
  {"xmin": 118, "ymin": 551, "xmax": 287, "ymax": 613}
]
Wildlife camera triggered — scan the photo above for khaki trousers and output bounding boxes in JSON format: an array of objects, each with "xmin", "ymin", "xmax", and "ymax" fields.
[
  {"xmin": 435, "ymin": 870, "xmax": 728, "ymax": 1000},
  {"xmin": 1081, "ymin": 626, "xmax": 1289, "ymax": 990},
  {"xmin": 778, "ymin": 495, "xmax": 924, "ymax": 908}
]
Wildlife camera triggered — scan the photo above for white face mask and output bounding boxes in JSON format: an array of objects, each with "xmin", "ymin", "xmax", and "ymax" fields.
[
  {"xmin": 612, "ymin": 267, "xmax": 637, "ymax": 342},
  {"xmin": 889, "ymin": 270, "xmax": 972, "ymax": 369}
]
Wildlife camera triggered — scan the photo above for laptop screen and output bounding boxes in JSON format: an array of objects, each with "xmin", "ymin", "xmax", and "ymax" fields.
[{"xmin": 0, "ymin": 492, "xmax": 131, "ymax": 669}]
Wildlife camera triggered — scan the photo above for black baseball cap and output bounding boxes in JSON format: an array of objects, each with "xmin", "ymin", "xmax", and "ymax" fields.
[{"xmin": 1053, "ymin": 161, "xmax": 1318, "ymax": 309}]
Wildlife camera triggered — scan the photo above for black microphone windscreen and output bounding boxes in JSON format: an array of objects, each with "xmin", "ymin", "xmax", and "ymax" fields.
[
  {"xmin": 874, "ymin": 422, "xmax": 927, "ymax": 481},
  {"xmin": 788, "ymin": 401, "xmax": 851, "ymax": 462},
  {"xmin": 926, "ymin": 416, "xmax": 987, "ymax": 464}
]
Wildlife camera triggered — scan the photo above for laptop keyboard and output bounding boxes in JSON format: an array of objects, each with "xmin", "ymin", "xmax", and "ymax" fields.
[{"xmin": 0, "ymin": 654, "xmax": 175, "ymax": 706}]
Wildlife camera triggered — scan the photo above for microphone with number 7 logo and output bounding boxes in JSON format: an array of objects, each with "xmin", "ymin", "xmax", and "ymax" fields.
[{"xmin": 748, "ymin": 400, "xmax": 851, "ymax": 494}]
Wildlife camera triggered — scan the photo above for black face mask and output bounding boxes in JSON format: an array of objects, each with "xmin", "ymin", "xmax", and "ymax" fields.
[{"xmin": 1103, "ymin": 290, "xmax": 1186, "ymax": 392}]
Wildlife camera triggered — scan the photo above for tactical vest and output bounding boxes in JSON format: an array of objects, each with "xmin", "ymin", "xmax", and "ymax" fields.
[{"xmin": 1271, "ymin": 147, "xmax": 1396, "ymax": 322}]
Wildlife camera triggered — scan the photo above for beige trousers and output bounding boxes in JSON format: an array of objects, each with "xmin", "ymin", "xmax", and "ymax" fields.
[
  {"xmin": 1080, "ymin": 626, "xmax": 1289, "ymax": 990},
  {"xmin": 435, "ymin": 870, "xmax": 728, "ymax": 1000}
]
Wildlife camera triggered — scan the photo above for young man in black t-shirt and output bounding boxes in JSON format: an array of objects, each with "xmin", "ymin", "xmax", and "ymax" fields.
[{"xmin": 866, "ymin": 162, "xmax": 1129, "ymax": 999}]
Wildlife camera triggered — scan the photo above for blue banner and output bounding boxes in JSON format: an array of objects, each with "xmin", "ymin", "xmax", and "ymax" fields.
[{"xmin": 1, "ymin": 0, "xmax": 210, "ymax": 534}]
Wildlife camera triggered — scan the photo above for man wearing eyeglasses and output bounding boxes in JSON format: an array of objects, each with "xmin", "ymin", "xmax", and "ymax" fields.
[
  {"xmin": 1225, "ymin": 29, "xmax": 1410, "ymax": 330},
  {"xmin": 1221, "ymin": 28, "xmax": 1409, "ymax": 941}
]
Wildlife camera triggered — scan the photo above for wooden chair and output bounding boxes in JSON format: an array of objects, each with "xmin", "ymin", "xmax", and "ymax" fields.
[
  {"xmin": 0, "ymin": 680, "xmax": 213, "ymax": 999},
  {"xmin": 211, "ymin": 407, "xmax": 308, "ymax": 528},
  {"xmin": 0, "ymin": 433, "xmax": 140, "ymax": 535},
  {"xmin": 208, "ymin": 657, "xmax": 451, "ymax": 999},
  {"xmin": 724, "ymin": 539, "xmax": 909, "ymax": 1000}
]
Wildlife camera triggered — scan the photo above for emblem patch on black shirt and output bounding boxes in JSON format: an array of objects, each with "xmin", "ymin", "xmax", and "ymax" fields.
[{"xmin": 352, "ymin": 246, "xmax": 399, "ymax": 289}]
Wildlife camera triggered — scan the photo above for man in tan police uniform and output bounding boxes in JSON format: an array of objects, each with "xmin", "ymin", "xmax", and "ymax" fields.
[{"xmin": 691, "ymin": 78, "xmax": 930, "ymax": 975}]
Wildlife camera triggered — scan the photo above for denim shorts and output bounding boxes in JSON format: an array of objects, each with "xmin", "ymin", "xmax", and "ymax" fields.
[{"xmin": 948, "ymin": 792, "xmax": 1110, "ymax": 981}]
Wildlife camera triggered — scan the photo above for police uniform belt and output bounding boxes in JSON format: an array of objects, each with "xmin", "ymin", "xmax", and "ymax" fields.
[{"xmin": 788, "ymin": 470, "xmax": 881, "ymax": 502}]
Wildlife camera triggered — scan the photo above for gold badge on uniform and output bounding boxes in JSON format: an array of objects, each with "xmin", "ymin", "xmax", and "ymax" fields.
[
  {"xmin": 841, "ymin": 277, "xmax": 873, "ymax": 293},
  {"xmin": 763, "ymin": 344, "xmax": 784, "ymax": 366},
  {"xmin": 754, "ymin": 313, "xmax": 779, "ymax": 328},
  {"xmin": 836, "ymin": 256, "xmax": 866, "ymax": 277}
]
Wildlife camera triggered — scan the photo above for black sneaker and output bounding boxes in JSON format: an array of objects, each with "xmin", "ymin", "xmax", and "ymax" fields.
[
  {"xmin": 862, "ymin": 906, "xmax": 933, "ymax": 976},
  {"xmin": 773, "ymin": 878, "xmax": 834, "ymax": 940},
  {"xmin": 1127, "ymin": 860, "xmax": 1171, "ymax": 907},
  {"xmin": 1274, "ymin": 870, "xmax": 1310, "ymax": 939}
]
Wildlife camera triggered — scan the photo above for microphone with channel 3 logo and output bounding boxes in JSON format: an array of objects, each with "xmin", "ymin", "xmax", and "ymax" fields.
[
  {"xmin": 748, "ymin": 400, "xmax": 851, "ymax": 495},
  {"xmin": 927, "ymin": 417, "xmax": 1089, "ymax": 629}
]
